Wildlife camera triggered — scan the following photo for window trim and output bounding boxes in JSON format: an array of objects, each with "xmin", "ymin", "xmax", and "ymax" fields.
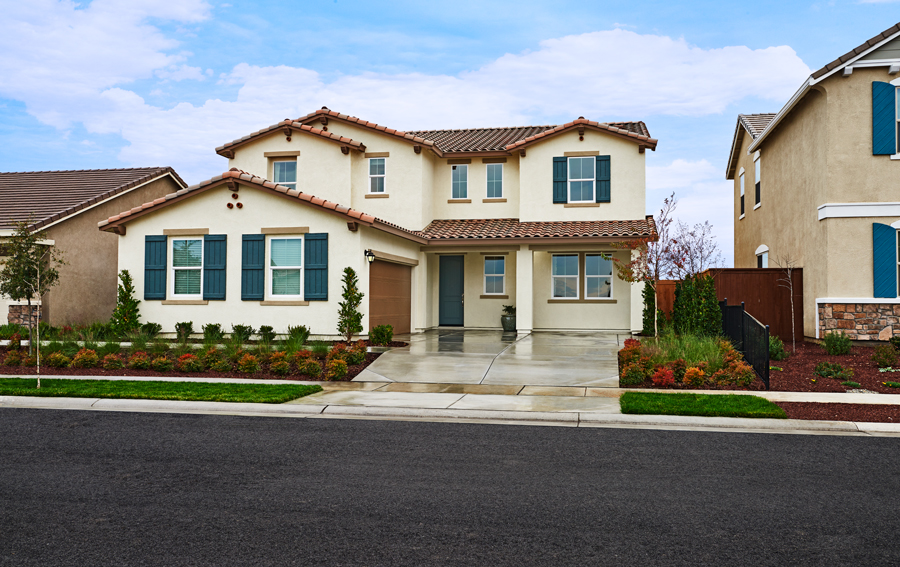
[
  {"xmin": 739, "ymin": 170, "xmax": 745, "ymax": 216},
  {"xmin": 753, "ymin": 154, "xmax": 761, "ymax": 206},
  {"xmin": 267, "ymin": 236, "xmax": 304, "ymax": 300},
  {"xmin": 551, "ymin": 253, "xmax": 580, "ymax": 299},
  {"xmin": 451, "ymin": 164, "xmax": 468, "ymax": 199},
  {"xmin": 567, "ymin": 156, "xmax": 595, "ymax": 203},
  {"xmin": 171, "ymin": 237, "xmax": 203, "ymax": 299},
  {"xmin": 368, "ymin": 157, "xmax": 386, "ymax": 194},
  {"xmin": 272, "ymin": 158, "xmax": 297, "ymax": 191},
  {"xmin": 483, "ymin": 255, "xmax": 506, "ymax": 295},
  {"xmin": 486, "ymin": 163, "xmax": 503, "ymax": 199},
  {"xmin": 584, "ymin": 253, "xmax": 613, "ymax": 299}
]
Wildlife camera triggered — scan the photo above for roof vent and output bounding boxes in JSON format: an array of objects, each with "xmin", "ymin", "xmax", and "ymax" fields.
[
  {"xmin": 578, "ymin": 116, "xmax": 585, "ymax": 120},
  {"xmin": 321, "ymin": 106, "xmax": 329, "ymax": 110}
]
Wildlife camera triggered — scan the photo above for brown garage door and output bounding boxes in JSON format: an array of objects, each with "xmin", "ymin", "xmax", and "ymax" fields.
[{"xmin": 369, "ymin": 260, "xmax": 411, "ymax": 334}]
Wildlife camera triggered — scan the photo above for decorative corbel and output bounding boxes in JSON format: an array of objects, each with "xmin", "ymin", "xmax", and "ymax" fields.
[
  {"xmin": 414, "ymin": 145, "xmax": 422, "ymax": 154},
  {"xmin": 112, "ymin": 225, "xmax": 126, "ymax": 236},
  {"xmin": 221, "ymin": 149, "xmax": 235, "ymax": 159},
  {"xmin": 890, "ymin": 64, "xmax": 900, "ymax": 75},
  {"xmin": 226, "ymin": 179, "xmax": 239, "ymax": 192},
  {"xmin": 341, "ymin": 146, "xmax": 350, "ymax": 155},
  {"xmin": 577, "ymin": 125, "xmax": 585, "ymax": 141},
  {"xmin": 347, "ymin": 222, "xmax": 359, "ymax": 232},
  {"xmin": 842, "ymin": 67, "xmax": 853, "ymax": 78},
  {"xmin": 519, "ymin": 149, "xmax": 526, "ymax": 158},
  {"xmin": 319, "ymin": 116, "xmax": 328, "ymax": 127},
  {"xmin": 638, "ymin": 145, "xmax": 646, "ymax": 154},
  {"xmin": 282, "ymin": 125, "xmax": 292, "ymax": 141}
]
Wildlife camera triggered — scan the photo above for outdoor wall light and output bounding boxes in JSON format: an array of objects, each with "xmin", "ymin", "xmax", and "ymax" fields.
[{"xmin": 364, "ymin": 250, "xmax": 376, "ymax": 264}]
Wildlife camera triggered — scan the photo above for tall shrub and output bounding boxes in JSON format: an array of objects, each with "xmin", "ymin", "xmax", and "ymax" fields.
[
  {"xmin": 672, "ymin": 274, "xmax": 721, "ymax": 337},
  {"xmin": 109, "ymin": 270, "xmax": 141, "ymax": 338},
  {"xmin": 337, "ymin": 267, "xmax": 364, "ymax": 342}
]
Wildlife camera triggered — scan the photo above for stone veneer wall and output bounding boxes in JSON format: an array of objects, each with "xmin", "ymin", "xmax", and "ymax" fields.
[
  {"xmin": 817, "ymin": 303, "xmax": 900, "ymax": 341},
  {"xmin": 7, "ymin": 304, "xmax": 40, "ymax": 327}
]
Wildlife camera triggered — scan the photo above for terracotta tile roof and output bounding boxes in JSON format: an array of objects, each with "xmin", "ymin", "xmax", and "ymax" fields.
[
  {"xmin": 739, "ymin": 114, "xmax": 777, "ymax": 140},
  {"xmin": 405, "ymin": 125, "xmax": 554, "ymax": 152},
  {"xmin": 419, "ymin": 217, "xmax": 657, "ymax": 240},
  {"xmin": 811, "ymin": 22, "xmax": 900, "ymax": 80},
  {"xmin": 296, "ymin": 108, "xmax": 440, "ymax": 152},
  {"xmin": 215, "ymin": 119, "xmax": 367, "ymax": 158},
  {"xmin": 505, "ymin": 118, "xmax": 657, "ymax": 152},
  {"xmin": 0, "ymin": 167, "xmax": 185, "ymax": 230}
]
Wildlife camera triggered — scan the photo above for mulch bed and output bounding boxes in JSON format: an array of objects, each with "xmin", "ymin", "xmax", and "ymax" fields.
[
  {"xmin": 777, "ymin": 402, "xmax": 900, "ymax": 423},
  {"xmin": 770, "ymin": 341, "xmax": 900, "ymax": 394}
]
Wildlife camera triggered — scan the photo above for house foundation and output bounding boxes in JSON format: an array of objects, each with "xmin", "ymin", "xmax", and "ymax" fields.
[
  {"xmin": 817, "ymin": 303, "xmax": 900, "ymax": 341},
  {"xmin": 7, "ymin": 304, "xmax": 41, "ymax": 328}
]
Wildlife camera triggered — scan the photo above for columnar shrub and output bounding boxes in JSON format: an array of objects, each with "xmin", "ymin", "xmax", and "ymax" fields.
[
  {"xmin": 822, "ymin": 331, "xmax": 852, "ymax": 356},
  {"xmin": 177, "ymin": 353, "xmax": 204, "ymax": 373},
  {"xmin": 150, "ymin": 356, "xmax": 174, "ymax": 372},
  {"xmin": 45, "ymin": 352, "xmax": 72, "ymax": 368},
  {"xmin": 369, "ymin": 324, "xmax": 393, "ymax": 346},
  {"xmin": 672, "ymin": 274, "xmax": 721, "ymax": 337},
  {"xmin": 109, "ymin": 270, "xmax": 141, "ymax": 338},
  {"xmin": 101, "ymin": 354, "xmax": 124, "ymax": 370},
  {"xmin": 71, "ymin": 349, "xmax": 100, "ymax": 369},
  {"xmin": 236, "ymin": 353, "xmax": 260, "ymax": 374},
  {"xmin": 872, "ymin": 344, "xmax": 897, "ymax": 369},
  {"xmin": 325, "ymin": 357, "xmax": 348, "ymax": 380},
  {"xmin": 128, "ymin": 352, "xmax": 151, "ymax": 370},
  {"xmin": 337, "ymin": 267, "xmax": 364, "ymax": 342}
]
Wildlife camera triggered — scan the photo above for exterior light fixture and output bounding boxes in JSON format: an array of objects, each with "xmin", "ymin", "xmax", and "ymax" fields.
[{"xmin": 364, "ymin": 250, "xmax": 376, "ymax": 264}]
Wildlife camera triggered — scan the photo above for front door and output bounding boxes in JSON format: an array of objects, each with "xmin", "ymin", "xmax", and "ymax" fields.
[{"xmin": 439, "ymin": 255, "xmax": 464, "ymax": 326}]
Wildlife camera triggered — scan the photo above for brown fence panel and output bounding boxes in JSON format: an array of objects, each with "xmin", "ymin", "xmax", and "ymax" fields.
[
  {"xmin": 706, "ymin": 268, "xmax": 803, "ymax": 342},
  {"xmin": 657, "ymin": 280, "xmax": 678, "ymax": 319}
]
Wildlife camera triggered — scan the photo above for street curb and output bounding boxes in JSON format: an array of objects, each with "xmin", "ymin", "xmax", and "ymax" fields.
[
  {"xmin": 322, "ymin": 405, "xmax": 580, "ymax": 422},
  {"xmin": 577, "ymin": 412, "xmax": 860, "ymax": 432}
]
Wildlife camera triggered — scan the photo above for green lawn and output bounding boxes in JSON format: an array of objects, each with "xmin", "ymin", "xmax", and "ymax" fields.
[
  {"xmin": 0, "ymin": 378, "xmax": 322, "ymax": 404},
  {"xmin": 620, "ymin": 392, "xmax": 787, "ymax": 419}
]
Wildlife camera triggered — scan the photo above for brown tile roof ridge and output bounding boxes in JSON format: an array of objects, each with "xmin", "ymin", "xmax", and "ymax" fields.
[
  {"xmin": 215, "ymin": 119, "xmax": 366, "ymax": 156},
  {"xmin": 811, "ymin": 21, "xmax": 900, "ymax": 80},
  {"xmin": 418, "ymin": 216, "xmax": 657, "ymax": 240},
  {"xmin": 296, "ymin": 108, "xmax": 439, "ymax": 149},
  {"xmin": 505, "ymin": 118, "xmax": 657, "ymax": 151}
]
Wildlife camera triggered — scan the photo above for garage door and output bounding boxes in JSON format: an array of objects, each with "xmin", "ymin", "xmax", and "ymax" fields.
[{"xmin": 369, "ymin": 260, "xmax": 411, "ymax": 334}]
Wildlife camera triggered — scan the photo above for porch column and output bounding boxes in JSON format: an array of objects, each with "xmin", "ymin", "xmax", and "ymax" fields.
[{"xmin": 515, "ymin": 245, "xmax": 533, "ymax": 333}]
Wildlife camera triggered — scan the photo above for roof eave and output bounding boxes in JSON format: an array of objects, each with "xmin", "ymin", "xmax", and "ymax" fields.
[{"xmin": 747, "ymin": 78, "xmax": 812, "ymax": 154}]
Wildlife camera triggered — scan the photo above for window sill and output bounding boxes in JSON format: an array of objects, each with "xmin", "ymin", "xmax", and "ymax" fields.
[
  {"xmin": 161, "ymin": 300, "xmax": 208, "ymax": 305},
  {"xmin": 547, "ymin": 298, "xmax": 616, "ymax": 304},
  {"xmin": 480, "ymin": 294, "xmax": 509, "ymax": 299},
  {"xmin": 753, "ymin": 203, "xmax": 761, "ymax": 210},
  {"xmin": 891, "ymin": 154, "xmax": 900, "ymax": 160},
  {"xmin": 739, "ymin": 214, "xmax": 745, "ymax": 220},
  {"xmin": 448, "ymin": 199, "xmax": 471, "ymax": 203},
  {"xmin": 365, "ymin": 193, "xmax": 389, "ymax": 199},
  {"xmin": 261, "ymin": 300, "xmax": 309, "ymax": 306},
  {"xmin": 564, "ymin": 203, "xmax": 600, "ymax": 208},
  {"xmin": 483, "ymin": 198, "xmax": 507, "ymax": 203}
]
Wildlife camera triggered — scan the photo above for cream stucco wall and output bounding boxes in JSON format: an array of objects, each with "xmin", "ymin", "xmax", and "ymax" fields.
[{"xmin": 431, "ymin": 158, "xmax": 520, "ymax": 220}]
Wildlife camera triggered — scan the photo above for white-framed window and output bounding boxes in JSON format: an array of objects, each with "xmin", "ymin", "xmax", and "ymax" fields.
[
  {"xmin": 172, "ymin": 238, "xmax": 203, "ymax": 297},
  {"xmin": 757, "ymin": 252, "xmax": 768, "ymax": 268},
  {"xmin": 486, "ymin": 163, "xmax": 503, "ymax": 199},
  {"xmin": 273, "ymin": 160, "xmax": 297, "ymax": 190},
  {"xmin": 484, "ymin": 256, "xmax": 505, "ymax": 294},
  {"xmin": 754, "ymin": 155, "xmax": 761, "ymax": 206},
  {"xmin": 451, "ymin": 164, "xmax": 468, "ymax": 199},
  {"xmin": 269, "ymin": 237, "xmax": 303, "ymax": 297},
  {"xmin": 551, "ymin": 254, "xmax": 579, "ymax": 299},
  {"xmin": 369, "ymin": 158, "xmax": 386, "ymax": 193},
  {"xmin": 739, "ymin": 171, "xmax": 745, "ymax": 216},
  {"xmin": 567, "ymin": 156, "xmax": 595, "ymax": 203},
  {"xmin": 585, "ymin": 254, "xmax": 612, "ymax": 298}
]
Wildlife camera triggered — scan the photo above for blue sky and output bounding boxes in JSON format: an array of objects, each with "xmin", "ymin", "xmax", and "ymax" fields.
[{"xmin": 2, "ymin": 0, "xmax": 900, "ymax": 265}]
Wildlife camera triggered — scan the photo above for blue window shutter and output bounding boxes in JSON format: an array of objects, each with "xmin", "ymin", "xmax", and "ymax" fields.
[
  {"xmin": 873, "ymin": 223, "xmax": 897, "ymax": 298},
  {"xmin": 873, "ymin": 81, "xmax": 895, "ymax": 155},
  {"xmin": 305, "ymin": 233, "xmax": 328, "ymax": 301},
  {"xmin": 203, "ymin": 235, "xmax": 227, "ymax": 300},
  {"xmin": 144, "ymin": 235, "xmax": 167, "ymax": 300},
  {"xmin": 596, "ymin": 155, "xmax": 611, "ymax": 203},
  {"xmin": 553, "ymin": 157, "xmax": 567, "ymax": 203},
  {"xmin": 241, "ymin": 235, "xmax": 265, "ymax": 300}
]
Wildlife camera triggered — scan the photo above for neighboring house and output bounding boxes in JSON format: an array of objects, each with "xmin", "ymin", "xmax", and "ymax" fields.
[
  {"xmin": 99, "ymin": 109, "xmax": 657, "ymax": 336},
  {"xmin": 0, "ymin": 168, "xmax": 186, "ymax": 326},
  {"xmin": 727, "ymin": 21, "xmax": 900, "ymax": 341}
]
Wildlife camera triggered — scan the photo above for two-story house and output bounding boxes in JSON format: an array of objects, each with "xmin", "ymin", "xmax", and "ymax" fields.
[
  {"xmin": 727, "ymin": 21, "xmax": 900, "ymax": 341},
  {"xmin": 99, "ymin": 108, "xmax": 657, "ymax": 336}
]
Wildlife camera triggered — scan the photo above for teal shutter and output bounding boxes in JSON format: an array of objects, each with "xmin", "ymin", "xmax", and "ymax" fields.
[
  {"xmin": 596, "ymin": 155, "xmax": 610, "ymax": 203},
  {"xmin": 144, "ymin": 235, "xmax": 167, "ymax": 300},
  {"xmin": 873, "ymin": 223, "xmax": 897, "ymax": 298},
  {"xmin": 203, "ymin": 235, "xmax": 227, "ymax": 300},
  {"xmin": 305, "ymin": 233, "xmax": 328, "ymax": 301},
  {"xmin": 241, "ymin": 235, "xmax": 265, "ymax": 300},
  {"xmin": 873, "ymin": 81, "xmax": 896, "ymax": 155},
  {"xmin": 553, "ymin": 157, "xmax": 567, "ymax": 203}
]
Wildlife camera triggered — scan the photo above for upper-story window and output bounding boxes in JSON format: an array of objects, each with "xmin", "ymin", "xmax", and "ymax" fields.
[
  {"xmin": 754, "ymin": 155, "xmax": 761, "ymax": 207},
  {"xmin": 452, "ymin": 165, "xmax": 468, "ymax": 199},
  {"xmin": 486, "ymin": 164, "xmax": 503, "ymax": 199},
  {"xmin": 172, "ymin": 238, "xmax": 202, "ymax": 297},
  {"xmin": 739, "ymin": 170, "xmax": 745, "ymax": 217},
  {"xmin": 273, "ymin": 160, "xmax": 297, "ymax": 190},
  {"xmin": 568, "ymin": 157, "xmax": 595, "ymax": 203},
  {"xmin": 270, "ymin": 237, "xmax": 303, "ymax": 297},
  {"xmin": 369, "ymin": 158, "xmax": 386, "ymax": 193},
  {"xmin": 757, "ymin": 251, "xmax": 768, "ymax": 268}
]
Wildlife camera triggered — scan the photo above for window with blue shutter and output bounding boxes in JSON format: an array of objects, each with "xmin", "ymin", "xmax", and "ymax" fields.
[
  {"xmin": 873, "ymin": 223, "xmax": 897, "ymax": 298},
  {"xmin": 241, "ymin": 235, "xmax": 265, "ymax": 300},
  {"xmin": 873, "ymin": 81, "xmax": 896, "ymax": 156},
  {"xmin": 203, "ymin": 235, "xmax": 227, "ymax": 300},
  {"xmin": 596, "ymin": 155, "xmax": 610, "ymax": 203},
  {"xmin": 552, "ymin": 157, "xmax": 567, "ymax": 203},
  {"xmin": 305, "ymin": 233, "xmax": 328, "ymax": 301},
  {"xmin": 144, "ymin": 235, "xmax": 167, "ymax": 300}
]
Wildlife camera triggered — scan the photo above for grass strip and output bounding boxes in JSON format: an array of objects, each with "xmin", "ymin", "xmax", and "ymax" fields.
[
  {"xmin": 620, "ymin": 392, "xmax": 787, "ymax": 419},
  {"xmin": 0, "ymin": 378, "xmax": 322, "ymax": 404}
]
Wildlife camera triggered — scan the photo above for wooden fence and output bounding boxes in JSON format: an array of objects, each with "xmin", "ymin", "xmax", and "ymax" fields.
[{"xmin": 655, "ymin": 268, "xmax": 803, "ymax": 342}]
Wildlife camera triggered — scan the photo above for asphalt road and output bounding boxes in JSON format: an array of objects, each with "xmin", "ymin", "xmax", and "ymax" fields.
[{"xmin": 2, "ymin": 410, "xmax": 900, "ymax": 566}]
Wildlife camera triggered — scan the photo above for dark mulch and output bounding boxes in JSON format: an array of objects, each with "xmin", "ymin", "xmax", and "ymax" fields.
[
  {"xmin": 777, "ymin": 402, "xmax": 900, "ymax": 423},
  {"xmin": 770, "ymin": 341, "xmax": 900, "ymax": 394}
]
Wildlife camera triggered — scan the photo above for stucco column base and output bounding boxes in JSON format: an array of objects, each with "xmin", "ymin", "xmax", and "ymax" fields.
[{"xmin": 516, "ymin": 246, "xmax": 534, "ymax": 332}]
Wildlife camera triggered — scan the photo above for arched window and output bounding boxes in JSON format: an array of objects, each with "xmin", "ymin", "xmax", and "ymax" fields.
[{"xmin": 755, "ymin": 244, "xmax": 769, "ymax": 269}]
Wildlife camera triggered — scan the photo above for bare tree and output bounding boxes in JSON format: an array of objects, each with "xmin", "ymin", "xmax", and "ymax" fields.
[
  {"xmin": 773, "ymin": 255, "xmax": 798, "ymax": 353},
  {"xmin": 670, "ymin": 220, "xmax": 724, "ymax": 279}
]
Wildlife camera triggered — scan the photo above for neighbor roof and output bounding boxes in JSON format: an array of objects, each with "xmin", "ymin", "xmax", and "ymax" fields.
[
  {"xmin": 0, "ymin": 167, "xmax": 186, "ymax": 230},
  {"xmin": 811, "ymin": 22, "xmax": 900, "ymax": 80},
  {"xmin": 725, "ymin": 114, "xmax": 777, "ymax": 179}
]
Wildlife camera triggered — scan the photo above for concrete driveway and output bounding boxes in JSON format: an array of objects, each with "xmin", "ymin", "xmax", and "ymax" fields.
[{"xmin": 355, "ymin": 330, "xmax": 626, "ymax": 387}]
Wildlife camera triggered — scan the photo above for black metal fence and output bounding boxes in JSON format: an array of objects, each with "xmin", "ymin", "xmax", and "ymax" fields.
[{"xmin": 720, "ymin": 299, "xmax": 770, "ymax": 389}]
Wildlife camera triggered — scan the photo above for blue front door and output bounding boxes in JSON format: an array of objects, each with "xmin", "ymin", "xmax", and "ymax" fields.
[{"xmin": 439, "ymin": 255, "xmax": 464, "ymax": 326}]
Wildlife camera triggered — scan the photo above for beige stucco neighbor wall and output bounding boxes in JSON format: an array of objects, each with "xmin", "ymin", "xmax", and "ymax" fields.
[{"xmin": 115, "ymin": 182, "xmax": 421, "ymax": 336}]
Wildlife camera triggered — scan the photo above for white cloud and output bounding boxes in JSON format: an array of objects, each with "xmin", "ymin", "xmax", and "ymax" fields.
[{"xmin": 156, "ymin": 64, "xmax": 207, "ymax": 82}]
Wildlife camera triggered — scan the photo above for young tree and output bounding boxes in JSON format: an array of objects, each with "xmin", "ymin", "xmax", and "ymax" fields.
[
  {"xmin": 611, "ymin": 193, "xmax": 681, "ymax": 337},
  {"xmin": 109, "ymin": 270, "xmax": 141, "ymax": 338},
  {"xmin": 0, "ymin": 220, "xmax": 66, "ymax": 362},
  {"xmin": 337, "ymin": 267, "xmax": 364, "ymax": 342},
  {"xmin": 773, "ymin": 255, "xmax": 799, "ymax": 353},
  {"xmin": 670, "ymin": 220, "xmax": 724, "ymax": 279}
]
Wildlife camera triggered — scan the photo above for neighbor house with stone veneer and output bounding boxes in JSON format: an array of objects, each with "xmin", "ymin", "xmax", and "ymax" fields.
[
  {"xmin": 727, "ymin": 21, "xmax": 900, "ymax": 341},
  {"xmin": 1, "ymin": 167, "xmax": 185, "ymax": 326},
  {"xmin": 99, "ymin": 108, "xmax": 657, "ymax": 336}
]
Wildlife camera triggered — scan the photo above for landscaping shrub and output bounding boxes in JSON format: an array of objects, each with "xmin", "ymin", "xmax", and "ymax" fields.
[
  {"xmin": 309, "ymin": 341, "xmax": 330, "ymax": 359},
  {"xmin": 3, "ymin": 350, "xmax": 23, "ymax": 366},
  {"xmin": 651, "ymin": 367, "xmax": 675, "ymax": 387},
  {"xmin": 21, "ymin": 355, "xmax": 36, "ymax": 367},
  {"xmin": 98, "ymin": 342, "xmax": 121, "ymax": 357},
  {"xmin": 641, "ymin": 285, "xmax": 668, "ymax": 336},
  {"xmin": 644, "ymin": 331, "xmax": 724, "ymax": 373},
  {"xmin": 327, "ymin": 343, "xmax": 349, "ymax": 363},
  {"xmin": 231, "ymin": 325, "xmax": 255, "ymax": 343},
  {"xmin": 842, "ymin": 381, "xmax": 861, "ymax": 389},
  {"xmin": 236, "ymin": 353, "xmax": 260, "ymax": 374},
  {"xmin": 150, "ymin": 339, "xmax": 170, "ymax": 357},
  {"xmin": 209, "ymin": 359, "xmax": 233, "ymax": 373},
  {"xmin": 258, "ymin": 325, "xmax": 276, "ymax": 344},
  {"xmin": 672, "ymin": 274, "xmax": 721, "ymax": 338},
  {"xmin": 141, "ymin": 322, "xmax": 162, "ymax": 338},
  {"xmin": 890, "ymin": 336, "xmax": 900, "ymax": 351},
  {"xmin": 101, "ymin": 354, "xmax": 124, "ymax": 370},
  {"xmin": 175, "ymin": 321, "xmax": 194, "ymax": 343},
  {"xmin": 822, "ymin": 331, "xmax": 852, "ymax": 355},
  {"xmin": 683, "ymin": 367, "xmax": 705, "ymax": 387},
  {"xmin": 83, "ymin": 341, "xmax": 100, "ymax": 353},
  {"xmin": 202, "ymin": 323, "xmax": 225, "ymax": 344},
  {"xmin": 289, "ymin": 350, "xmax": 314, "ymax": 366},
  {"xmin": 109, "ymin": 270, "xmax": 141, "ymax": 338},
  {"xmin": 618, "ymin": 338, "xmax": 642, "ymax": 368},
  {"xmin": 268, "ymin": 352, "xmax": 291, "ymax": 376},
  {"xmin": 347, "ymin": 340, "xmax": 367, "ymax": 365},
  {"xmin": 8, "ymin": 333, "xmax": 22, "ymax": 351},
  {"xmin": 668, "ymin": 358, "xmax": 687, "ymax": 383},
  {"xmin": 0, "ymin": 324, "xmax": 26, "ymax": 340},
  {"xmin": 202, "ymin": 348, "xmax": 224, "ymax": 368},
  {"xmin": 769, "ymin": 335, "xmax": 789, "ymax": 361},
  {"xmin": 128, "ymin": 352, "xmax": 151, "ymax": 370},
  {"xmin": 45, "ymin": 352, "xmax": 72, "ymax": 368},
  {"xmin": 127, "ymin": 332, "xmax": 148, "ymax": 354},
  {"xmin": 619, "ymin": 363, "xmax": 647, "ymax": 386},
  {"xmin": 369, "ymin": 324, "xmax": 394, "ymax": 346},
  {"xmin": 298, "ymin": 358, "xmax": 322, "ymax": 378},
  {"xmin": 873, "ymin": 344, "xmax": 898, "ymax": 369},
  {"xmin": 287, "ymin": 325, "xmax": 311, "ymax": 344},
  {"xmin": 44, "ymin": 341, "xmax": 63, "ymax": 355},
  {"xmin": 71, "ymin": 349, "xmax": 100, "ymax": 369},
  {"xmin": 150, "ymin": 356, "xmax": 174, "ymax": 372},
  {"xmin": 61, "ymin": 340, "xmax": 80, "ymax": 358},
  {"xmin": 814, "ymin": 361, "xmax": 854, "ymax": 381},
  {"xmin": 177, "ymin": 353, "xmax": 204, "ymax": 373},
  {"xmin": 325, "ymin": 357, "xmax": 348, "ymax": 380}
]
